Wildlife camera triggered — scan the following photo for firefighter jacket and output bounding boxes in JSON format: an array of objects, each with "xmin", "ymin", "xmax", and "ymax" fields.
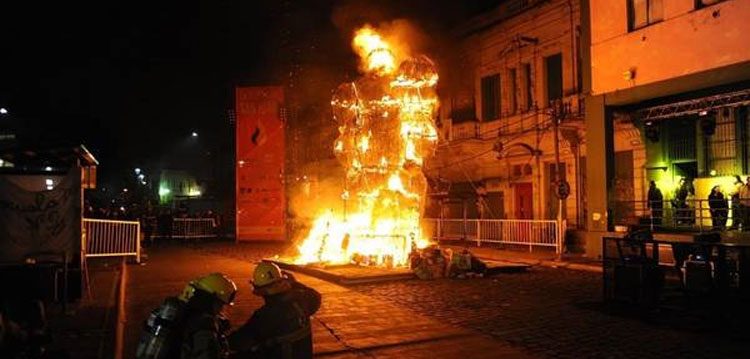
[
  {"xmin": 228, "ymin": 280, "xmax": 321, "ymax": 359},
  {"xmin": 181, "ymin": 312, "xmax": 231, "ymax": 359}
]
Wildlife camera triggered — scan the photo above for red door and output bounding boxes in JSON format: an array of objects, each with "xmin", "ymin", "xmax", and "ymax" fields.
[{"xmin": 515, "ymin": 183, "xmax": 533, "ymax": 219}]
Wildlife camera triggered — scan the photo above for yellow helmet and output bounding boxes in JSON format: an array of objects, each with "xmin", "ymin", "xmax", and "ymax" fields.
[
  {"xmin": 252, "ymin": 262, "xmax": 284, "ymax": 288},
  {"xmin": 183, "ymin": 273, "xmax": 238, "ymax": 305},
  {"xmin": 252, "ymin": 262, "xmax": 292, "ymax": 296}
]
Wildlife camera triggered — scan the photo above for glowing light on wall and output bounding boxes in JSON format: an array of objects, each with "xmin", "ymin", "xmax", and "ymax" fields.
[{"xmin": 158, "ymin": 186, "xmax": 171, "ymax": 196}]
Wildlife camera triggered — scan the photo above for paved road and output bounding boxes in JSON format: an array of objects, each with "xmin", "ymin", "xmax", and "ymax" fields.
[
  {"xmin": 353, "ymin": 267, "xmax": 750, "ymax": 359},
  {"xmin": 124, "ymin": 242, "xmax": 531, "ymax": 358},
  {"xmin": 123, "ymin": 242, "xmax": 750, "ymax": 358}
]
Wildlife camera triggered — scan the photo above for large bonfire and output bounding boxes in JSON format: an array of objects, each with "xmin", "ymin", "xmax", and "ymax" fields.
[{"xmin": 295, "ymin": 25, "xmax": 438, "ymax": 267}]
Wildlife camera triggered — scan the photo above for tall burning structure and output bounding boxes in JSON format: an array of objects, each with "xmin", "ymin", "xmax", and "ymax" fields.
[{"xmin": 295, "ymin": 25, "xmax": 438, "ymax": 267}]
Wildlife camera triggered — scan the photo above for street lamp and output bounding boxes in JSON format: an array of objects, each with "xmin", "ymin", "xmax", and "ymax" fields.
[
  {"xmin": 0, "ymin": 108, "xmax": 8, "ymax": 115},
  {"xmin": 135, "ymin": 168, "xmax": 141, "ymax": 175},
  {"xmin": 191, "ymin": 131, "xmax": 198, "ymax": 137}
]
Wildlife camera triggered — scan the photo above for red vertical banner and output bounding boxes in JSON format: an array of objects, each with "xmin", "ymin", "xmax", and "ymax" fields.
[{"xmin": 235, "ymin": 86, "xmax": 286, "ymax": 241}]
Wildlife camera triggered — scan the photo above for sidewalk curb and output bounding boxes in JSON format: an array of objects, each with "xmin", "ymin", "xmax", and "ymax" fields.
[
  {"xmin": 441, "ymin": 244, "xmax": 602, "ymax": 273},
  {"xmin": 476, "ymin": 256, "xmax": 602, "ymax": 273},
  {"xmin": 114, "ymin": 259, "xmax": 127, "ymax": 359}
]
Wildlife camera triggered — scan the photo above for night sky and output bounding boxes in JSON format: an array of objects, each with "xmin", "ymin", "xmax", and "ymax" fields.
[{"xmin": 0, "ymin": 0, "xmax": 501, "ymax": 183}]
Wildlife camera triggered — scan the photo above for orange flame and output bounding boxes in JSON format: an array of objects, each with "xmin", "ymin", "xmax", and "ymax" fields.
[
  {"xmin": 352, "ymin": 26, "xmax": 396, "ymax": 75},
  {"xmin": 295, "ymin": 25, "xmax": 438, "ymax": 267}
]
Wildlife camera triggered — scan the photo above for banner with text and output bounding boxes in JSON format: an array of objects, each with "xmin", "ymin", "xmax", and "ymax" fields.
[
  {"xmin": 235, "ymin": 86, "xmax": 286, "ymax": 240},
  {"xmin": 0, "ymin": 169, "xmax": 81, "ymax": 262}
]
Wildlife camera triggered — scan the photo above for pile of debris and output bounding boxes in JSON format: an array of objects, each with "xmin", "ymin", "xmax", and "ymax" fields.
[{"xmin": 409, "ymin": 246, "xmax": 487, "ymax": 280}]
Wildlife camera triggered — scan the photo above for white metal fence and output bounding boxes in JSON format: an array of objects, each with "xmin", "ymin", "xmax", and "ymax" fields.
[
  {"xmin": 83, "ymin": 218, "xmax": 141, "ymax": 262},
  {"xmin": 172, "ymin": 218, "xmax": 217, "ymax": 239},
  {"xmin": 423, "ymin": 218, "xmax": 564, "ymax": 254}
]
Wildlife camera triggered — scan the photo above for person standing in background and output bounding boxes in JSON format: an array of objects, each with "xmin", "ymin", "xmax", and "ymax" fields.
[
  {"xmin": 741, "ymin": 177, "xmax": 750, "ymax": 230},
  {"xmin": 647, "ymin": 181, "xmax": 664, "ymax": 226},
  {"xmin": 730, "ymin": 177, "xmax": 743, "ymax": 230},
  {"xmin": 708, "ymin": 185, "xmax": 728, "ymax": 230}
]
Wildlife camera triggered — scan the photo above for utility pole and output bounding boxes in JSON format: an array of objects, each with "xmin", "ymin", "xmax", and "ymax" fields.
[{"xmin": 552, "ymin": 100, "xmax": 569, "ymax": 259}]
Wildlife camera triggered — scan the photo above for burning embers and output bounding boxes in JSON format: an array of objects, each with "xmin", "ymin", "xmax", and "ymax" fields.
[{"xmin": 295, "ymin": 25, "xmax": 438, "ymax": 267}]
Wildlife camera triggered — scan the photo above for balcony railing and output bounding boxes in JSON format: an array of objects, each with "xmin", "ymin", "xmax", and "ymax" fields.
[
  {"xmin": 446, "ymin": 94, "xmax": 583, "ymax": 143},
  {"xmin": 451, "ymin": 122, "xmax": 480, "ymax": 140},
  {"xmin": 610, "ymin": 198, "xmax": 746, "ymax": 232}
]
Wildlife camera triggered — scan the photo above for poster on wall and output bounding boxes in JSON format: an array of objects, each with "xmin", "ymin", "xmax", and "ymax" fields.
[{"xmin": 235, "ymin": 86, "xmax": 286, "ymax": 241}]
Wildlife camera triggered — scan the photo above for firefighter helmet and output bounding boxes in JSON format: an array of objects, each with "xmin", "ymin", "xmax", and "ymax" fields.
[
  {"xmin": 252, "ymin": 262, "xmax": 284, "ymax": 288},
  {"xmin": 184, "ymin": 273, "xmax": 238, "ymax": 305}
]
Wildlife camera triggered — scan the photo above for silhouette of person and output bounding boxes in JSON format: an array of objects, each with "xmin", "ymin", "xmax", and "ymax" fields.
[{"xmin": 647, "ymin": 181, "xmax": 663, "ymax": 226}]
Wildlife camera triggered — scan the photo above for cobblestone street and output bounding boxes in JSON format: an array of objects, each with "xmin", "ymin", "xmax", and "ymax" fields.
[
  {"xmin": 352, "ymin": 266, "xmax": 750, "ymax": 358},
  {"xmin": 126, "ymin": 242, "xmax": 750, "ymax": 358}
]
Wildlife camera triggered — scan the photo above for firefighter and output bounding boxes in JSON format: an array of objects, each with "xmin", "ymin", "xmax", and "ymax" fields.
[
  {"xmin": 135, "ymin": 273, "xmax": 236, "ymax": 359},
  {"xmin": 228, "ymin": 262, "xmax": 321, "ymax": 359},
  {"xmin": 137, "ymin": 273, "xmax": 237, "ymax": 359},
  {"xmin": 180, "ymin": 273, "xmax": 237, "ymax": 359}
]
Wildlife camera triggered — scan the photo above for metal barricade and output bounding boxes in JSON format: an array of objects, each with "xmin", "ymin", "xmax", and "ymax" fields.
[
  {"xmin": 476, "ymin": 219, "xmax": 560, "ymax": 251},
  {"xmin": 172, "ymin": 218, "xmax": 217, "ymax": 239},
  {"xmin": 426, "ymin": 218, "xmax": 562, "ymax": 253},
  {"xmin": 83, "ymin": 218, "xmax": 141, "ymax": 263}
]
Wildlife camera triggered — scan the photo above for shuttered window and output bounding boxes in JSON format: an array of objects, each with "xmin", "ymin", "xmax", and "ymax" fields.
[
  {"xmin": 708, "ymin": 113, "xmax": 736, "ymax": 175},
  {"xmin": 481, "ymin": 74, "xmax": 501, "ymax": 121},
  {"xmin": 545, "ymin": 53, "xmax": 563, "ymax": 104},
  {"xmin": 508, "ymin": 68, "xmax": 518, "ymax": 115}
]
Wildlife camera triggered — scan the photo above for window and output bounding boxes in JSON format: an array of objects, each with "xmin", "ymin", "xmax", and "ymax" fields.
[
  {"xmin": 545, "ymin": 53, "xmax": 563, "ymax": 105},
  {"xmin": 695, "ymin": 0, "xmax": 726, "ymax": 9},
  {"xmin": 628, "ymin": 0, "xmax": 663, "ymax": 31},
  {"xmin": 667, "ymin": 118, "xmax": 697, "ymax": 161},
  {"xmin": 575, "ymin": 25, "xmax": 583, "ymax": 94},
  {"xmin": 708, "ymin": 112, "xmax": 736, "ymax": 176},
  {"xmin": 522, "ymin": 63, "xmax": 533, "ymax": 111},
  {"xmin": 508, "ymin": 68, "xmax": 518, "ymax": 115},
  {"xmin": 738, "ymin": 106, "xmax": 750, "ymax": 173},
  {"xmin": 450, "ymin": 106, "xmax": 477, "ymax": 123},
  {"xmin": 481, "ymin": 74, "xmax": 501, "ymax": 121}
]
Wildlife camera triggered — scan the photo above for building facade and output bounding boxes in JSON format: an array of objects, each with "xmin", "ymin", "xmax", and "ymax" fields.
[
  {"xmin": 429, "ymin": 0, "xmax": 612, "ymax": 238},
  {"xmin": 585, "ymin": 0, "xmax": 750, "ymax": 255}
]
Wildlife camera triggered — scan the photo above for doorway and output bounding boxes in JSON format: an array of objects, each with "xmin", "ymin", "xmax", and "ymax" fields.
[{"xmin": 515, "ymin": 183, "xmax": 533, "ymax": 219}]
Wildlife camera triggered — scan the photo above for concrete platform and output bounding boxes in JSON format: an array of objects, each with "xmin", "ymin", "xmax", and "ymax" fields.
[
  {"xmin": 267, "ymin": 258, "xmax": 416, "ymax": 285},
  {"xmin": 266, "ymin": 257, "xmax": 529, "ymax": 285}
]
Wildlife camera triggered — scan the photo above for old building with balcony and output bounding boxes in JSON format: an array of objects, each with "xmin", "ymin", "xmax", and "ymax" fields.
[
  {"xmin": 427, "ymin": 0, "xmax": 644, "ymax": 249},
  {"xmin": 585, "ymin": 0, "xmax": 750, "ymax": 256}
]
